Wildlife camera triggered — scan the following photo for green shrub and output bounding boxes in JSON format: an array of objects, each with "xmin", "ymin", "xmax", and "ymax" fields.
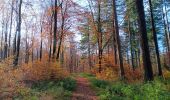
[
  {"xmin": 59, "ymin": 77, "xmax": 76, "ymax": 91},
  {"xmin": 90, "ymin": 78, "xmax": 170, "ymax": 100},
  {"xmin": 31, "ymin": 77, "xmax": 76, "ymax": 91},
  {"xmin": 139, "ymin": 81, "xmax": 170, "ymax": 100},
  {"xmin": 16, "ymin": 77, "xmax": 76, "ymax": 100},
  {"xmin": 47, "ymin": 86, "xmax": 71, "ymax": 100},
  {"xmin": 90, "ymin": 78, "xmax": 109, "ymax": 89}
]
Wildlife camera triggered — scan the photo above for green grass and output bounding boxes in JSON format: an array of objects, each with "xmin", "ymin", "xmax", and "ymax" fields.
[
  {"xmin": 79, "ymin": 74, "xmax": 170, "ymax": 100},
  {"xmin": 79, "ymin": 73, "xmax": 95, "ymax": 78},
  {"xmin": 14, "ymin": 77, "xmax": 76, "ymax": 100}
]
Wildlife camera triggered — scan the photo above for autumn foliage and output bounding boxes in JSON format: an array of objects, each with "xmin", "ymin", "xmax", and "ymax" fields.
[
  {"xmin": 91, "ymin": 54, "xmax": 143, "ymax": 82},
  {"xmin": 0, "ymin": 57, "xmax": 68, "ymax": 98},
  {"xmin": 21, "ymin": 61, "xmax": 68, "ymax": 82}
]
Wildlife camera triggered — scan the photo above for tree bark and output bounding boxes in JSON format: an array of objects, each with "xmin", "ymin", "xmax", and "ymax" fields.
[
  {"xmin": 113, "ymin": 0, "xmax": 125, "ymax": 79},
  {"xmin": 53, "ymin": 0, "xmax": 58, "ymax": 59},
  {"xmin": 40, "ymin": 26, "xmax": 43, "ymax": 61},
  {"xmin": 49, "ymin": 11, "xmax": 53, "ymax": 61},
  {"xmin": 97, "ymin": 0, "xmax": 102, "ymax": 73},
  {"xmin": 88, "ymin": 25, "xmax": 92, "ymax": 69},
  {"xmin": 8, "ymin": 0, "xmax": 14, "ymax": 57},
  {"xmin": 1, "ymin": 21, "xmax": 4, "ymax": 60},
  {"xmin": 56, "ymin": 2, "xmax": 65, "ymax": 60},
  {"xmin": 13, "ymin": 0, "xmax": 22, "ymax": 66},
  {"xmin": 25, "ymin": 33, "xmax": 29, "ymax": 64},
  {"xmin": 128, "ymin": 19, "xmax": 135, "ymax": 70},
  {"xmin": 135, "ymin": 0, "xmax": 153, "ymax": 81},
  {"xmin": 148, "ymin": 0, "xmax": 162, "ymax": 76},
  {"xmin": 161, "ymin": 0, "xmax": 170, "ymax": 51},
  {"xmin": 4, "ymin": 22, "xmax": 8, "ymax": 59}
]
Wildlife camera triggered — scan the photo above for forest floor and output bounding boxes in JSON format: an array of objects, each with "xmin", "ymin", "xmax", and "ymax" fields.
[
  {"xmin": 2, "ymin": 72, "xmax": 170, "ymax": 100},
  {"xmin": 72, "ymin": 77, "xmax": 98, "ymax": 100}
]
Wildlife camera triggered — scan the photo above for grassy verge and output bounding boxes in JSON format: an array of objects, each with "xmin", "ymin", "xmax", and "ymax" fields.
[
  {"xmin": 79, "ymin": 73, "xmax": 170, "ymax": 100},
  {"xmin": 94, "ymin": 79, "xmax": 170, "ymax": 100},
  {"xmin": 14, "ymin": 77, "xmax": 76, "ymax": 100}
]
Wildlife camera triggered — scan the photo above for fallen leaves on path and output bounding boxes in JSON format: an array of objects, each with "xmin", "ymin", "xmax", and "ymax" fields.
[{"xmin": 72, "ymin": 77, "xmax": 98, "ymax": 100}]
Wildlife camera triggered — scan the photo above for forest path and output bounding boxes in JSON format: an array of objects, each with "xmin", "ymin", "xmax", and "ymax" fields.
[{"xmin": 72, "ymin": 77, "xmax": 98, "ymax": 100}]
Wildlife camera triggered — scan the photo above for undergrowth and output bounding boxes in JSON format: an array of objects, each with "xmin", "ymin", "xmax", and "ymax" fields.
[
  {"xmin": 0, "ymin": 58, "xmax": 75, "ymax": 100},
  {"xmin": 91, "ymin": 78, "xmax": 170, "ymax": 100},
  {"xmin": 80, "ymin": 73, "xmax": 170, "ymax": 100},
  {"xmin": 14, "ymin": 77, "xmax": 76, "ymax": 100}
]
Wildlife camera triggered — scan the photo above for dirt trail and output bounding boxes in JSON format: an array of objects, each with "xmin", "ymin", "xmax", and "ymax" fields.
[{"xmin": 72, "ymin": 77, "xmax": 98, "ymax": 100}]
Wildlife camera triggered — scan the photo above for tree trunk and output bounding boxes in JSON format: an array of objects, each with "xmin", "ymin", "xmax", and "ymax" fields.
[
  {"xmin": 135, "ymin": 0, "xmax": 153, "ymax": 81},
  {"xmin": 112, "ymin": 13, "xmax": 117, "ymax": 65},
  {"xmin": 8, "ymin": 0, "xmax": 14, "ymax": 57},
  {"xmin": 161, "ymin": 0, "xmax": 170, "ymax": 51},
  {"xmin": 40, "ymin": 26, "xmax": 43, "ymax": 61},
  {"xmin": 88, "ymin": 26, "xmax": 92, "ymax": 69},
  {"xmin": 53, "ymin": 0, "xmax": 58, "ymax": 59},
  {"xmin": 56, "ymin": 4, "xmax": 65, "ymax": 60},
  {"xmin": 113, "ymin": 0, "xmax": 125, "ymax": 79},
  {"xmin": 164, "ymin": 0, "xmax": 170, "ymax": 44},
  {"xmin": 25, "ymin": 33, "xmax": 29, "ymax": 64},
  {"xmin": 149, "ymin": 0, "xmax": 162, "ymax": 76},
  {"xmin": 128, "ymin": 19, "xmax": 135, "ymax": 70},
  {"xmin": 97, "ymin": 0, "xmax": 102, "ymax": 73},
  {"xmin": 49, "ymin": 20, "xmax": 53, "ymax": 62},
  {"xmin": 1, "ymin": 21, "xmax": 4, "ymax": 60},
  {"xmin": 13, "ymin": 0, "xmax": 22, "ymax": 66},
  {"xmin": 4, "ymin": 22, "xmax": 8, "ymax": 59}
]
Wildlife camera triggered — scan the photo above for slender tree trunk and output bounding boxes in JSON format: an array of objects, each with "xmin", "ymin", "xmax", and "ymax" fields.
[
  {"xmin": 13, "ymin": 31, "xmax": 17, "ymax": 55},
  {"xmin": 31, "ymin": 30, "xmax": 34, "ymax": 63},
  {"xmin": 112, "ymin": 13, "xmax": 117, "ymax": 65},
  {"xmin": 149, "ymin": 0, "xmax": 162, "ymax": 76},
  {"xmin": 128, "ymin": 19, "xmax": 135, "ymax": 70},
  {"xmin": 25, "ymin": 33, "xmax": 29, "ymax": 64},
  {"xmin": 49, "ymin": 18, "xmax": 53, "ymax": 61},
  {"xmin": 138, "ymin": 48, "xmax": 141, "ymax": 68},
  {"xmin": 53, "ymin": 0, "xmax": 58, "ymax": 59},
  {"xmin": 135, "ymin": 50, "xmax": 138, "ymax": 67},
  {"xmin": 97, "ymin": 0, "xmax": 102, "ymax": 73},
  {"xmin": 113, "ymin": 0, "xmax": 125, "ymax": 79},
  {"xmin": 126, "ymin": 49, "xmax": 130, "ymax": 65},
  {"xmin": 37, "ymin": 48, "xmax": 39, "ymax": 60},
  {"xmin": 164, "ymin": 0, "xmax": 170, "ymax": 42},
  {"xmin": 1, "ymin": 21, "xmax": 4, "ymax": 60},
  {"xmin": 13, "ymin": 0, "xmax": 22, "ymax": 66},
  {"xmin": 56, "ymin": 14, "xmax": 64, "ymax": 60},
  {"xmin": 161, "ymin": 0, "xmax": 170, "ymax": 51},
  {"xmin": 13, "ymin": 0, "xmax": 18, "ymax": 56},
  {"xmin": 87, "ymin": 25, "xmax": 92, "ymax": 69},
  {"xmin": 135, "ymin": 0, "xmax": 153, "ymax": 81},
  {"xmin": 8, "ymin": 0, "xmax": 14, "ymax": 57},
  {"xmin": 4, "ymin": 22, "xmax": 8, "ymax": 59},
  {"xmin": 60, "ymin": 45, "xmax": 64, "ymax": 65},
  {"xmin": 40, "ymin": 26, "xmax": 43, "ymax": 61}
]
